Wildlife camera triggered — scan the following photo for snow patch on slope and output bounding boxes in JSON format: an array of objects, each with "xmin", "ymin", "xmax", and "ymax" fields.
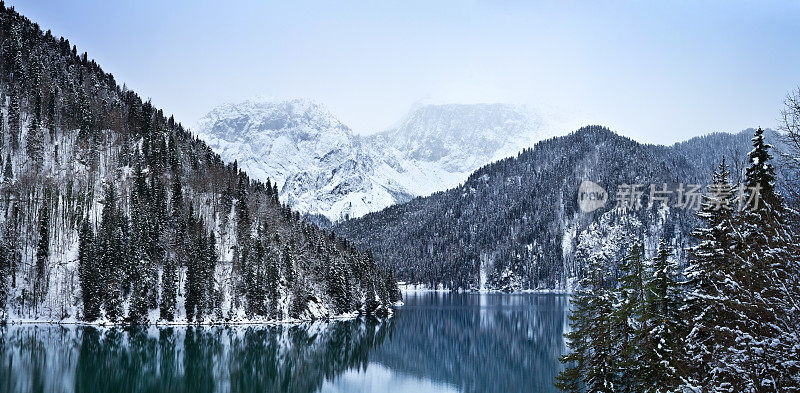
[{"xmin": 196, "ymin": 99, "xmax": 555, "ymax": 221}]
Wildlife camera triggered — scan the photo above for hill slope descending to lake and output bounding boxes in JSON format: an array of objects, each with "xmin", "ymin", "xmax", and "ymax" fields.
[{"xmin": 0, "ymin": 4, "xmax": 398, "ymax": 324}]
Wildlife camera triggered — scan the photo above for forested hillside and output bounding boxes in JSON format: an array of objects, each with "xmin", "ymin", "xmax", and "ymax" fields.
[
  {"xmin": 556, "ymin": 127, "xmax": 800, "ymax": 391},
  {"xmin": 336, "ymin": 125, "xmax": 782, "ymax": 290},
  {"xmin": 0, "ymin": 3, "xmax": 399, "ymax": 324}
]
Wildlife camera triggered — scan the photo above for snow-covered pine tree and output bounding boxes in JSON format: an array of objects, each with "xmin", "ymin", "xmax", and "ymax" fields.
[
  {"xmin": 555, "ymin": 253, "xmax": 616, "ymax": 393},
  {"xmin": 364, "ymin": 279, "xmax": 380, "ymax": 315},
  {"xmin": 204, "ymin": 231, "xmax": 219, "ymax": 317},
  {"xmin": 729, "ymin": 127, "xmax": 800, "ymax": 390},
  {"xmin": 327, "ymin": 255, "xmax": 350, "ymax": 314},
  {"xmin": 384, "ymin": 269, "xmax": 402, "ymax": 304},
  {"xmin": 555, "ymin": 279, "xmax": 591, "ymax": 393},
  {"xmin": 159, "ymin": 257, "xmax": 177, "ymax": 321},
  {"xmin": 290, "ymin": 278, "xmax": 309, "ymax": 319},
  {"xmin": 640, "ymin": 238, "xmax": 685, "ymax": 393},
  {"xmin": 78, "ymin": 216, "xmax": 100, "ymax": 320},
  {"xmin": 185, "ymin": 214, "xmax": 206, "ymax": 322},
  {"xmin": 283, "ymin": 243, "xmax": 295, "ymax": 286},
  {"xmin": 584, "ymin": 253, "xmax": 616, "ymax": 393},
  {"xmin": 99, "ymin": 184, "xmax": 125, "ymax": 322},
  {"xmin": 8, "ymin": 90, "xmax": 19, "ymax": 150},
  {"xmin": 682, "ymin": 158, "xmax": 742, "ymax": 391},
  {"xmin": 0, "ymin": 225, "xmax": 9, "ymax": 321},
  {"xmin": 34, "ymin": 189, "xmax": 51, "ymax": 306},
  {"xmin": 612, "ymin": 239, "xmax": 646, "ymax": 393}
]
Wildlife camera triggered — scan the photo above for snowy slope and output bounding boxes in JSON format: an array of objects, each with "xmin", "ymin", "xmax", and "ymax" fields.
[{"xmin": 196, "ymin": 99, "xmax": 553, "ymax": 221}]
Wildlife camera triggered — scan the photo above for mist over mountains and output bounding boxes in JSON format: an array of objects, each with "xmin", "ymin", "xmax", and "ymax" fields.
[{"xmin": 196, "ymin": 99, "xmax": 554, "ymax": 222}]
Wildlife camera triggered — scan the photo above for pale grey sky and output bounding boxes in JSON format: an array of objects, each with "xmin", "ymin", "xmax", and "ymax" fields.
[{"xmin": 14, "ymin": 0, "xmax": 800, "ymax": 144}]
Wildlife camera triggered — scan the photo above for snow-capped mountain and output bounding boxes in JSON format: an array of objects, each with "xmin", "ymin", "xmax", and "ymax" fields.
[
  {"xmin": 367, "ymin": 103, "xmax": 546, "ymax": 197},
  {"xmin": 196, "ymin": 99, "xmax": 552, "ymax": 221},
  {"xmin": 195, "ymin": 98, "xmax": 391, "ymax": 221}
]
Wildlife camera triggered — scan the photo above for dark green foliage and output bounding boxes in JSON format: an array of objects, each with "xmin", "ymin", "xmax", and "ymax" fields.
[
  {"xmin": 612, "ymin": 241, "xmax": 646, "ymax": 393},
  {"xmin": 8, "ymin": 90, "xmax": 19, "ymax": 149},
  {"xmin": 639, "ymin": 239, "xmax": 684, "ymax": 393},
  {"xmin": 683, "ymin": 159, "xmax": 740, "ymax": 389},
  {"xmin": 326, "ymin": 257, "xmax": 351, "ymax": 314},
  {"xmin": 78, "ymin": 217, "xmax": 100, "ymax": 321},
  {"xmin": 159, "ymin": 257, "xmax": 177, "ymax": 321},
  {"xmin": 34, "ymin": 191, "xmax": 51, "ymax": 305},
  {"xmin": 289, "ymin": 279, "xmax": 309, "ymax": 319}
]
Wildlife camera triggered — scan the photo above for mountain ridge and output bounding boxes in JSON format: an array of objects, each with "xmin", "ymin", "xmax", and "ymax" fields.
[
  {"xmin": 335, "ymin": 125, "xmax": 784, "ymax": 290},
  {"xmin": 196, "ymin": 98, "xmax": 554, "ymax": 222}
]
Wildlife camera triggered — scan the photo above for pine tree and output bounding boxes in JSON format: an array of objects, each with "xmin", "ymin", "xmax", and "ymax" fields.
[
  {"xmin": 364, "ymin": 279, "xmax": 381, "ymax": 315},
  {"xmin": 267, "ymin": 249, "xmax": 281, "ymax": 319},
  {"xmin": 235, "ymin": 173, "xmax": 251, "ymax": 291},
  {"xmin": 556, "ymin": 253, "xmax": 615, "ymax": 393},
  {"xmin": 26, "ymin": 91, "xmax": 45, "ymax": 168},
  {"xmin": 289, "ymin": 279, "xmax": 309, "ymax": 319},
  {"xmin": 160, "ymin": 257, "xmax": 177, "ymax": 321},
  {"xmin": 584, "ymin": 254, "xmax": 616, "ymax": 393},
  {"xmin": 99, "ymin": 185, "xmax": 123, "ymax": 321},
  {"xmin": 0, "ymin": 232, "xmax": 9, "ymax": 321},
  {"xmin": 683, "ymin": 158, "xmax": 741, "ymax": 390},
  {"xmin": 327, "ymin": 256, "xmax": 350, "ymax": 313},
  {"xmin": 34, "ymin": 192, "xmax": 51, "ymax": 306},
  {"xmin": 283, "ymin": 243, "xmax": 295, "ymax": 286},
  {"xmin": 168, "ymin": 133, "xmax": 180, "ymax": 173},
  {"xmin": 728, "ymin": 128, "xmax": 800, "ymax": 390},
  {"xmin": 640, "ymin": 238, "xmax": 684, "ymax": 393},
  {"xmin": 8, "ymin": 90, "xmax": 20, "ymax": 150},
  {"xmin": 78, "ymin": 217, "xmax": 100, "ymax": 321},
  {"xmin": 555, "ymin": 285, "xmax": 591, "ymax": 393},
  {"xmin": 204, "ymin": 232, "xmax": 218, "ymax": 316},
  {"xmin": 127, "ymin": 219, "xmax": 151, "ymax": 324},
  {"xmin": 384, "ymin": 269, "xmax": 402, "ymax": 304},
  {"xmin": 46, "ymin": 86, "xmax": 57, "ymax": 139},
  {"xmin": 612, "ymin": 239, "xmax": 646, "ymax": 393},
  {"xmin": 185, "ymin": 229, "xmax": 203, "ymax": 322}
]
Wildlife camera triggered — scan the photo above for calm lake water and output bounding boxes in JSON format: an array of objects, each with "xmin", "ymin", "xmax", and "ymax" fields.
[{"xmin": 0, "ymin": 292, "xmax": 568, "ymax": 393}]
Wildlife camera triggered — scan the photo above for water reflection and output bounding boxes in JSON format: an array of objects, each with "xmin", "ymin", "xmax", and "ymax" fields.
[
  {"xmin": 0, "ymin": 293, "xmax": 568, "ymax": 393},
  {"xmin": 363, "ymin": 292, "xmax": 569, "ymax": 393},
  {"xmin": 1, "ymin": 319, "xmax": 391, "ymax": 393}
]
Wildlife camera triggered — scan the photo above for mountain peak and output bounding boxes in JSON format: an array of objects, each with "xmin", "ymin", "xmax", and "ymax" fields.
[
  {"xmin": 197, "ymin": 98, "xmax": 351, "ymax": 141},
  {"xmin": 372, "ymin": 102, "xmax": 545, "ymax": 172},
  {"xmin": 195, "ymin": 100, "xmax": 555, "ymax": 221}
]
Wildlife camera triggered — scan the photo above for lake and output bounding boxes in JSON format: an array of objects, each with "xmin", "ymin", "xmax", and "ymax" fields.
[{"xmin": 0, "ymin": 292, "xmax": 569, "ymax": 393}]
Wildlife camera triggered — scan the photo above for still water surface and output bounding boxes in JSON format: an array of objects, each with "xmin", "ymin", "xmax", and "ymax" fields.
[{"xmin": 0, "ymin": 292, "xmax": 568, "ymax": 393}]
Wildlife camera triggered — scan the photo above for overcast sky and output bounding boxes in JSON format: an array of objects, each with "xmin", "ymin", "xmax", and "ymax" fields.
[{"xmin": 14, "ymin": 0, "xmax": 800, "ymax": 144}]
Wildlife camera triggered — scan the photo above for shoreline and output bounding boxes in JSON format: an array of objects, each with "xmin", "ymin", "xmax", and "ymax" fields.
[
  {"xmin": 1, "ymin": 308, "xmax": 397, "ymax": 327},
  {"xmin": 399, "ymin": 284, "xmax": 573, "ymax": 295}
]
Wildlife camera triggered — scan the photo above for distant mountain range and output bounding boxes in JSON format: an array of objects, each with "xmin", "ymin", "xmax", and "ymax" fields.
[{"xmin": 196, "ymin": 99, "xmax": 554, "ymax": 222}]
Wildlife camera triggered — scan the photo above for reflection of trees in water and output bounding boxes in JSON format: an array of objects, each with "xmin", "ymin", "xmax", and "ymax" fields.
[
  {"xmin": 1, "ymin": 295, "xmax": 569, "ymax": 393},
  {"xmin": 1, "ymin": 318, "xmax": 393, "ymax": 393},
  {"xmin": 373, "ymin": 293, "xmax": 569, "ymax": 393}
]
